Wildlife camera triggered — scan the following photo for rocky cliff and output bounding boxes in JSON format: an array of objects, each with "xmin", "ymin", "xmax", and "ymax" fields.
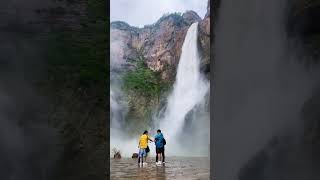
[
  {"xmin": 199, "ymin": 0, "xmax": 211, "ymax": 74},
  {"xmin": 111, "ymin": 4, "xmax": 210, "ymax": 81},
  {"xmin": 110, "ymin": 2, "xmax": 211, "ymax": 134}
]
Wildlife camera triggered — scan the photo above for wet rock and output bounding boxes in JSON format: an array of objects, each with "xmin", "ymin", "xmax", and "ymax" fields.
[
  {"xmin": 132, "ymin": 153, "xmax": 138, "ymax": 158},
  {"xmin": 112, "ymin": 148, "xmax": 122, "ymax": 159},
  {"xmin": 114, "ymin": 152, "xmax": 121, "ymax": 159}
]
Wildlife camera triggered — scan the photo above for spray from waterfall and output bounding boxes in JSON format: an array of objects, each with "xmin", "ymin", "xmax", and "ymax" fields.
[{"xmin": 109, "ymin": 27, "xmax": 137, "ymax": 157}]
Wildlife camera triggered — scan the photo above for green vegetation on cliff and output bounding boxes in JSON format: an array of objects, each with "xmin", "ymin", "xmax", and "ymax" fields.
[
  {"xmin": 123, "ymin": 59, "xmax": 169, "ymax": 99},
  {"xmin": 121, "ymin": 59, "xmax": 170, "ymax": 133}
]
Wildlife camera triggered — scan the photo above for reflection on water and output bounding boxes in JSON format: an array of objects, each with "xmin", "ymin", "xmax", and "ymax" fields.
[{"xmin": 111, "ymin": 157, "xmax": 209, "ymax": 180}]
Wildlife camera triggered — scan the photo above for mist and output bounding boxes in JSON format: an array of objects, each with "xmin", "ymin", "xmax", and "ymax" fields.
[
  {"xmin": 110, "ymin": 25, "xmax": 136, "ymax": 157},
  {"xmin": 213, "ymin": 0, "xmax": 319, "ymax": 179}
]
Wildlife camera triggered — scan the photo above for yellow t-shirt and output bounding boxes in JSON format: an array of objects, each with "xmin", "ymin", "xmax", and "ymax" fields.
[{"xmin": 139, "ymin": 134, "xmax": 149, "ymax": 149}]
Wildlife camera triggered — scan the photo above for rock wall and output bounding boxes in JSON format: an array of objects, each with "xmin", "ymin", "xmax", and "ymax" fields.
[
  {"xmin": 110, "ymin": 1, "xmax": 211, "ymax": 137},
  {"xmin": 199, "ymin": 0, "xmax": 211, "ymax": 74},
  {"xmin": 111, "ymin": 2, "xmax": 211, "ymax": 81}
]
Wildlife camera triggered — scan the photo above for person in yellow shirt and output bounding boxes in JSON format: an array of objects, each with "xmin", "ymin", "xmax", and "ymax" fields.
[{"xmin": 138, "ymin": 130, "xmax": 153, "ymax": 166}]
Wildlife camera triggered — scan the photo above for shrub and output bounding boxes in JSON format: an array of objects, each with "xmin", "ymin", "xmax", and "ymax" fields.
[{"xmin": 122, "ymin": 58, "xmax": 169, "ymax": 99}]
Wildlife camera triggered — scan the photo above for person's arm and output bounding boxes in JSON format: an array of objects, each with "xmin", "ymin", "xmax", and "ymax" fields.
[{"xmin": 148, "ymin": 136, "xmax": 154, "ymax": 142}]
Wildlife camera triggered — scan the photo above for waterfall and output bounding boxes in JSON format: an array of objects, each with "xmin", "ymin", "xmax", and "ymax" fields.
[
  {"xmin": 159, "ymin": 22, "xmax": 209, "ymax": 154},
  {"xmin": 110, "ymin": 22, "xmax": 210, "ymax": 157}
]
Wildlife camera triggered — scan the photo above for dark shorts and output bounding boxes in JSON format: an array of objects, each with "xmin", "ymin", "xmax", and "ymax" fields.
[{"xmin": 156, "ymin": 147, "xmax": 164, "ymax": 154}]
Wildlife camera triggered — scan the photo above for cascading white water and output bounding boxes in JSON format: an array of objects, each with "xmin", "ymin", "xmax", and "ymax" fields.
[{"xmin": 159, "ymin": 22, "xmax": 209, "ymax": 153}]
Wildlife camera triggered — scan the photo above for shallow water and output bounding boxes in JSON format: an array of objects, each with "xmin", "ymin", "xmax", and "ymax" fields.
[{"xmin": 110, "ymin": 157, "xmax": 210, "ymax": 180}]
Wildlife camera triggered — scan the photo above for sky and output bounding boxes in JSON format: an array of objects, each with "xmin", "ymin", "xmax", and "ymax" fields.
[{"xmin": 110, "ymin": 0, "xmax": 207, "ymax": 27}]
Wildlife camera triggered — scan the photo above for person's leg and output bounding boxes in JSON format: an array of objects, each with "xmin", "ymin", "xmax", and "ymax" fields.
[
  {"xmin": 145, "ymin": 150, "xmax": 148, "ymax": 163},
  {"xmin": 156, "ymin": 151, "xmax": 158, "ymax": 162},
  {"xmin": 143, "ymin": 149, "xmax": 147, "ymax": 163},
  {"xmin": 138, "ymin": 149, "xmax": 142, "ymax": 164},
  {"xmin": 159, "ymin": 148, "xmax": 162, "ymax": 162},
  {"xmin": 141, "ymin": 149, "xmax": 146, "ymax": 163},
  {"xmin": 156, "ymin": 148, "xmax": 161, "ymax": 162},
  {"xmin": 162, "ymin": 147, "xmax": 165, "ymax": 162}
]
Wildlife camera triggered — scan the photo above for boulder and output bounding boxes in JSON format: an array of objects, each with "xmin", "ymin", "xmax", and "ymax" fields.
[
  {"xmin": 132, "ymin": 153, "xmax": 139, "ymax": 158},
  {"xmin": 112, "ymin": 148, "xmax": 122, "ymax": 159},
  {"xmin": 114, "ymin": 152, "xmax": 121, "ymax": 159}
]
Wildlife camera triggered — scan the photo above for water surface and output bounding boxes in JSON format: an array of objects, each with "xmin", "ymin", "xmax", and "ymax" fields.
[{"xmin": 111, "ymin": 157, "xmax": 210, "ymax": 180}]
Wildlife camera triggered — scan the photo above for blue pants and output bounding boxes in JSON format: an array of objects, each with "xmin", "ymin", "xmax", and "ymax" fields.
[{"xmin": 139, "ymin": 148, "xmax": 146, "ymax": 157}]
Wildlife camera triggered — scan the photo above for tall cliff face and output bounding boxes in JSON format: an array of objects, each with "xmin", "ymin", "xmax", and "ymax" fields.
[
  {"xmin": 199, "ymin": 0, "xmax": 211, "ymax": 74},
  {"xmin": 110, "ymin": 2, "xmax": 210, "ymax": 135},
  {"xmin": 111, "ymin": 5, "xmax": 210, "ymax": 81}
]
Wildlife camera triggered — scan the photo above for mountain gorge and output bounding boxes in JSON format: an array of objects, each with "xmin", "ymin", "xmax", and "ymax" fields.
[{"xmin": 110, "ymin": 1, "xmax": 210, "ymax": 134}]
